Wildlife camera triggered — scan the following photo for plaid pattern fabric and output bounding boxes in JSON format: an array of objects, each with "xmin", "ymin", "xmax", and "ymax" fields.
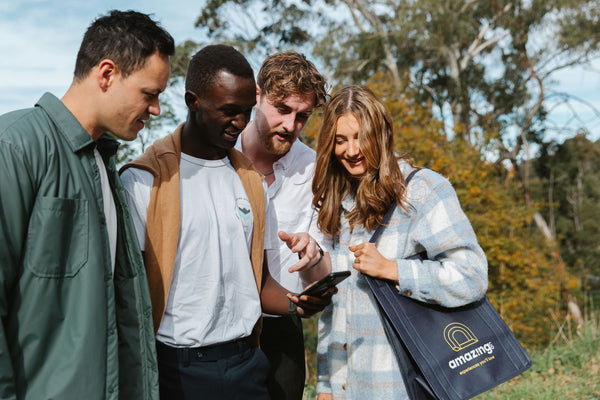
[{"xmin": 317, "ymin": 162, "xmax": 488, "ymax": 399}]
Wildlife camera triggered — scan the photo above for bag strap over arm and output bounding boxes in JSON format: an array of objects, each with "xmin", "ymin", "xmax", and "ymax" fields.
[{"xmin": 365, "ymin": 166, "xmax": 530, "ymax": 400}]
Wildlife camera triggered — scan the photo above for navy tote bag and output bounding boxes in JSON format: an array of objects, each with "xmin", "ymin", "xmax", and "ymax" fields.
[{"xmin": 364, "ymin": 169, "xmax": 531, "ymax": 400}]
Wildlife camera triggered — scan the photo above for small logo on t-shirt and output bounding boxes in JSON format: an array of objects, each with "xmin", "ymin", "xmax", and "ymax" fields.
[
  {"xmin": 235, "ymin": 198, "xmax": 253, "ymax": 231},
  {"xmin": 239, "ymin": 206, "xmax": 251, "ymax": 215}
]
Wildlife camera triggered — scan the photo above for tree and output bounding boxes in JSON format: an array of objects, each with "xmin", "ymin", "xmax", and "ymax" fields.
[
  {"xmin": 181, "ymin": 1, "xmax": 599, "ymax": 344},
  {"xmin": 195, "ymin": 0, "xmax": 599, "ymax": 146},
  {"xmin": 304, "ymin": 76, "xmax": 572, "ymax": 346},
  {"xmin": 533, "ymin": 134, "xmax": 600, "ymax": 278},
  {"xmin": 375, "ymin": 77, "xmax": 571, "ymax": 346},
  {"xmin": 194, "ymin": 0, "xmax": 600, "ymax": 242}
]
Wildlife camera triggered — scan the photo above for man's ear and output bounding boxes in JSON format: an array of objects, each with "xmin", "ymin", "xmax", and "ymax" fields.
[
  {"xmin": 255, "ymin": 84, "xmax": 262, "ymax": 106},
  {"xmin": 185, "ymin": 90, "xmax": 199, "ymax": 110},
  {"xmin": 96, "ymin": 59, "xmax": 118, "ymax": 91}
]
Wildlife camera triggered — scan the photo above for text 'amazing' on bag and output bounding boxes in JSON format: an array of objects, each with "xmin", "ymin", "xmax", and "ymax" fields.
[{"xmin": 364, "ymin": 168, "xmax": 531, "ymax": 400}]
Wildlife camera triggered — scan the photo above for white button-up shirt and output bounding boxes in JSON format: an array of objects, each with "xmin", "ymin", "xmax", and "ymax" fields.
[{"xmin": 236, "ymin": 138, "xmax": 332, "ymax": 293}]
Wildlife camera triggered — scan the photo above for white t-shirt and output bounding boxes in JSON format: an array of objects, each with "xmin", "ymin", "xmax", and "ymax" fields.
[
  {"xmin": 236, "ymin": 137, "xmax": 332, "ymax": 293},
  {"xmin": 121, "ymin": 153, "xmax": 277, "ymax": 347},
  {"xmin": 93, "ymin": 149, "xmax": 117, "ymax": 274}
]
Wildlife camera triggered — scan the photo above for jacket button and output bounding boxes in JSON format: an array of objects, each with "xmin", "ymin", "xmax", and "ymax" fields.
[
  {"xmin": 342, "ymin": 384, "xmax": 346, "ymax": 391},
  {"xmin": 403, "ymin": 289, "xmax": 412, "ymax": 297},
  {"xmin": 343, "ymin": 343, "xmax": 347, "ymax": 351}
]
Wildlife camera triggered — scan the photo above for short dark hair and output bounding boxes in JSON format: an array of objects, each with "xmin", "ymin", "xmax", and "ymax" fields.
[
  {"xmin": 185, "ymin": 45, "xmax": 254, "ymax": 94},
  {"xmin": 74, "ymin": 10, "xmax": 175, "ymax": 79}
]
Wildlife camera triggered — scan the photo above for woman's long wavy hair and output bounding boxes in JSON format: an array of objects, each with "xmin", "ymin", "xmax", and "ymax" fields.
[{"xmin": 313, "ymin": 85, "xmax": 410, "ymax": 237}]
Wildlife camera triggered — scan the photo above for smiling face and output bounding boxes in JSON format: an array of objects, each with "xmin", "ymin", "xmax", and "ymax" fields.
[
  {"xmin": 190, "ymin": 70, "xmax": 256, "ymax": 159},
  {"xmin": 253, "ymin": 90, "xmax": 316, "ymax": 156},
  {"xmin": 105, "ymin": 51, "xmax": 170, "ymax": 141},
  {"xmin": 334, "ymin": 113, "xmax": 368, "ymax": 177}
]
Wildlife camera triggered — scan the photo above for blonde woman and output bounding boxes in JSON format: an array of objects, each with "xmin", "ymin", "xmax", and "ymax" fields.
[{"xmin": 312, "ymin": 85, "xmax": 488, "ymax": 399}]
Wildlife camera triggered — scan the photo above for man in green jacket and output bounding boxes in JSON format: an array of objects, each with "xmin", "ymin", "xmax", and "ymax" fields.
[{"xmin": 0, "ymin": 10, "xmax": 174, "ymax": 400}]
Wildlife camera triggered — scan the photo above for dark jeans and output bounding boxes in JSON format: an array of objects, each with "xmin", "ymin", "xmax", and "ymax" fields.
[
  {"xmin": 156, "ymin": 339, "xmax": 270, "ymax": 400},
  {"xmin": 260, "ymin": 315, "xmax": 305, "ymax": 400}
]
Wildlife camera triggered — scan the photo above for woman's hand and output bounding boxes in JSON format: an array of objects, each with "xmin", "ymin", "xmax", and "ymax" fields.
[
  {"xmin": 317, "ymin": 393, "xmax": 333, "ymax": 400},
  {"xmin": 349, "ymin": 242, "xmax": 398, "ymax": 282}
]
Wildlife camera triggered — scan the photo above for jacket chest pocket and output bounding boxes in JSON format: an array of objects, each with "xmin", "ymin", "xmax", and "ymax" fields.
[{"xmin": 25, "ymin": 196, "xmax": 89, "ymax": 278}]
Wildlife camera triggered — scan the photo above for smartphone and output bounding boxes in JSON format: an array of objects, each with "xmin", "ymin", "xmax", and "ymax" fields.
[{"xmin": 300, "ymin": 271, "xmax": 351, "ymax": 297}]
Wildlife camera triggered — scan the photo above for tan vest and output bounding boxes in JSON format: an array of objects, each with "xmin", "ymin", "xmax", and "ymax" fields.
[{"xmin": 121, "ymin": 123, "xmax": 265, "ymax": 346}]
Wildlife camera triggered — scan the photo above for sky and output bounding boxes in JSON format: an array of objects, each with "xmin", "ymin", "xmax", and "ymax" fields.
[
  {"xmin": 1, "ymin": 0, "xmax": 599, "ymax": 144},
  {"xmin": 0, "ymin": 0, "xmax": 203, "ymax": 118}
]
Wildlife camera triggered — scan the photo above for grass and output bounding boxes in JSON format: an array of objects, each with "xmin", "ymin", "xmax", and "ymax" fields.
[
  {"xmin": 302, "ymin": 311, "xmax": 600, "ymax": 400},
  {"xmin": 476, "ymin": 312, "xmax": 600, "ymax": 400}
]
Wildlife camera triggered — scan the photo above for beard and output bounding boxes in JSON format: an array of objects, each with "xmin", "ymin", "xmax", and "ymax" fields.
[{"xmin": 257, "ymin": 129, "xmax": 294, "ymax": 156}]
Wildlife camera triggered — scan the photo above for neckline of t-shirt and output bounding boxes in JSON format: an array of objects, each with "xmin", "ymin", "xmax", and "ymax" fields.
[{"xmin": 180, "ymin": 152, "xmax": 230, "ymax": 167}]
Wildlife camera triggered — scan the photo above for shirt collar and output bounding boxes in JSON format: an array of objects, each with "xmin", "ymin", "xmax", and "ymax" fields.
[
  {"xmin": 273, "ymin": 138, "xmax": 301, "ymax": 170},
  {"xmin": 97, "ymin": 133, "xmax": 120, "ymax": 157},
  {"xmin": 36, "ymin": 92, "xmax": 96, "ymax": 153}
]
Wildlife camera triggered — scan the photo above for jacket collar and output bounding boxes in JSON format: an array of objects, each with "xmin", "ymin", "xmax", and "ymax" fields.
[{"xmin": 36, "ymin": 92, "xmax": 111, "ymax": 153}]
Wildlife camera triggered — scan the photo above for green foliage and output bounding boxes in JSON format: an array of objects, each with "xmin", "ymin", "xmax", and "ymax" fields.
[
  {"xmin": 195, "ymin": 0, "xmax": 318, "ymax": 66},
  {"xmin": 476, "ymin": 313, "xmax": 600, "ymax": 400},
  {"xmin": 169, "ymin": 1, "xmax": 600, "ymax": 390},
  {"xmin": 303, "ymin": 301, "xmax": 600, "ymax": 400},
  {"xmin": 533, "ymin": 134, "xmax": 600, "ymax": 278},
  {"xmin": 303, "ymin": 76, "xmax": 572, "ymax": 347},
  {"xmin": 556, "ymin": 2, "xmax": 600, "ymax": 52},
  {"xmin": 170, "ymin": 40, "xmax": 205, "ymax": 81},
  {"xmin": 115, "ymin": 136, "xmax": 138, "ymax": 167},
  {"xmin": 192, "ymin": 0, "xmax": 600, "ymax": 166},
  {"xmin": 302, "ymin": 315, "xmax": 319, "ymax": 395},
  {"xmin": 373, "ymin": 77, "xmax": 569, "ymax": 346}
]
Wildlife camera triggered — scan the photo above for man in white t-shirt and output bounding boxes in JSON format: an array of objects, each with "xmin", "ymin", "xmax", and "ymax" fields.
[
  {"xmin": 121, "ymin": 45, "xmax": 331, "ymax": 400},
  {"xmin": 235, "ymin": 51, "xmax": 331, "ymax": 400}
]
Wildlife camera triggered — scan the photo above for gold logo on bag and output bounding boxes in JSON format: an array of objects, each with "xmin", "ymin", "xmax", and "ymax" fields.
[{"xmin": 444, "ymin": 322, "xmax": 478, "ymax": 351}]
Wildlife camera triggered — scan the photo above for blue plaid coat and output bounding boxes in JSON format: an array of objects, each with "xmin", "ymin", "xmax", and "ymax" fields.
[{"xmin": 317, "ymin": 162, "xmax": 488, "ymax": 399}]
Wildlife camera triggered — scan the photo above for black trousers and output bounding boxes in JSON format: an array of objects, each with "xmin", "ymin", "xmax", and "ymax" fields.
[
  {"xmin": 260, "ymin": 316, "xmax": 305, "ymax": 400},
  {"xmin": 156, "ymin": 339, "xmax": 270, "ymax": 400}
]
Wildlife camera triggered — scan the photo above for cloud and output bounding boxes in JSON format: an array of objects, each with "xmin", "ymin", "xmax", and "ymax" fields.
[
  {"xmin": 1, "ymin": 0, "xmax": 598, "ymax": 141},
  {"xmin": 0, "ymin": 2, "xmax": 94, "ymax": 112},
  {"xmin": 0, "ymin": 0, "xmax": 205, "ymax": 114}
]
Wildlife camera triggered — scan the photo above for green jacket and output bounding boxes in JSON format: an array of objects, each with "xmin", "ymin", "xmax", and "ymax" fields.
[{"xmin": 0, "ymin": 93, "xmax": 158, "ymax": 400}]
